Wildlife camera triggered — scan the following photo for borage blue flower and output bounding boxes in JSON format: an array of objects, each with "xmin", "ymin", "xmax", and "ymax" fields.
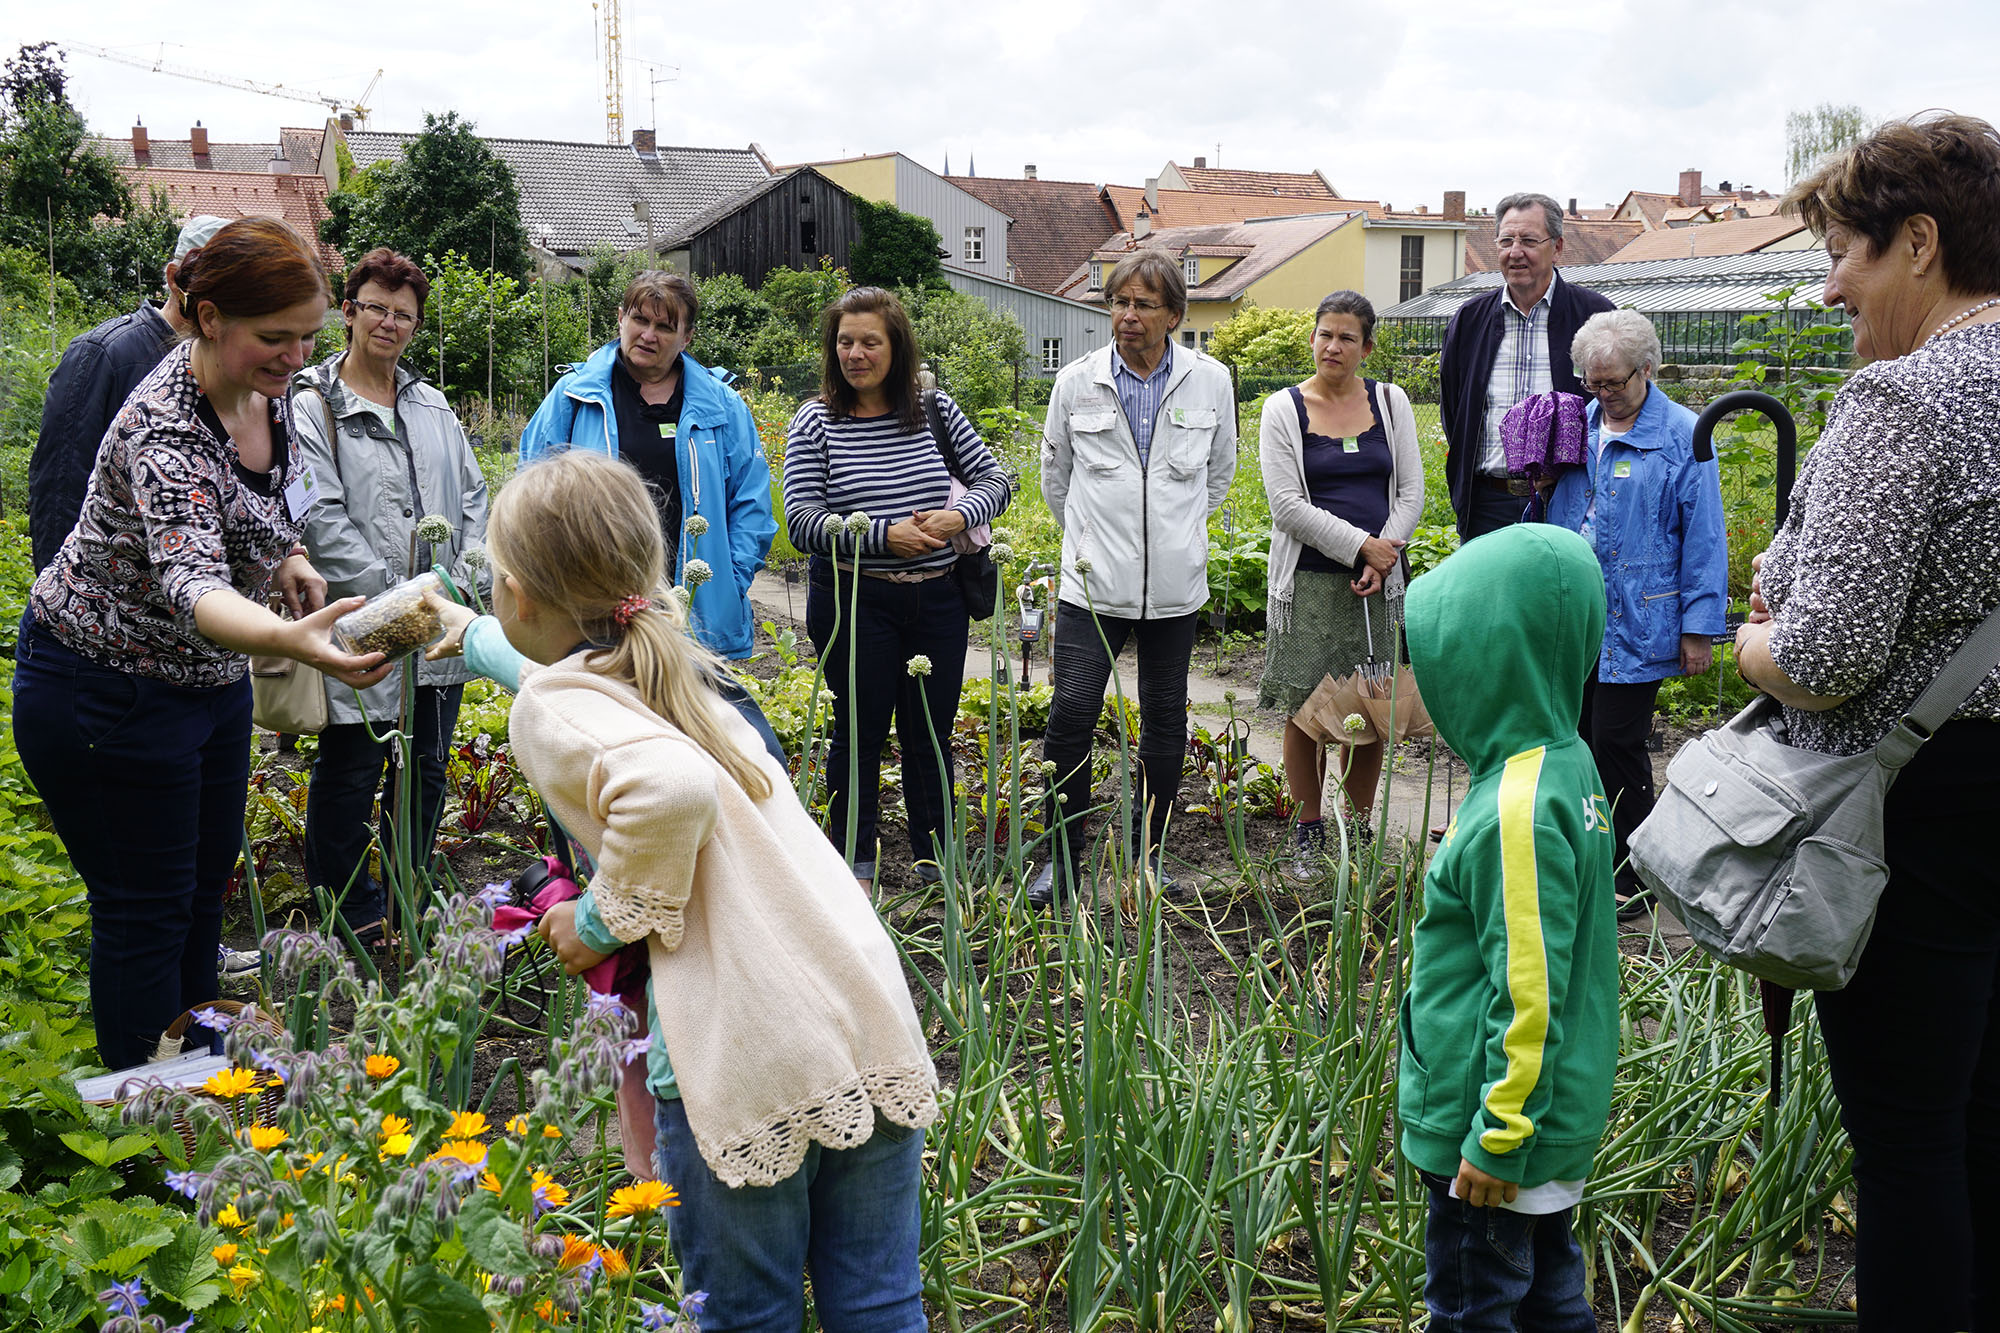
[{"xmin": 97, "ymin": 1279, "xmax": 147, "ymax": 1319}]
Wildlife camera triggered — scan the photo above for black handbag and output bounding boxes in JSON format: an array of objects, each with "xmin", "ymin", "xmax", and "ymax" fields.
[{"xmin": 921, "ymin": 391, "xmax": 1000, "ymax": 619}]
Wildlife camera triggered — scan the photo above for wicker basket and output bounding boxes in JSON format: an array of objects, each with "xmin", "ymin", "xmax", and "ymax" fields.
[{"xmin": 81, "ymin": 1001, "xmax": 290, "ymax": 1156}]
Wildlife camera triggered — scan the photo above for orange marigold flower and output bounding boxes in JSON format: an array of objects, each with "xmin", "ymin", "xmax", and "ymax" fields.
[
  {"xmin": 477, "ymin": 1171, "xmax": 503, "ymax": 1195},
  {"xmin": 379, "ymin": 1115, "xmax": 411, "ymax": 1140},
  {"xmin": 201, "ymin": 1068, "xmax": 261, "ymax": 1099},
  {"xmin": 530, "ymin": 1169, "xmax": 569, "ymax": 1210},
  {"xmin": 504, "ymin": 1115, "xmax": 530, "ymax": 1135},
  {"xmin": 241, "ymin": 1125, "xmax": 289, "ymax": 1151},
  {"xmin": 211, "ymin": 1243, "xmax": 239, "ymax": 1266},
  {"xmin": 606, "ymin": 1180, "xmax": 680, "ymax": 1218},
  {"xmin": 228, "ymin": 1263, "xmax": 260, "ymax": 1296},
  {"xmin": 214, "ymin": 1205, "xmax": 248, "ymax": 1230},
  {"xmin": 597, "ymin": 1245, "xmax": 629, "ymax": 1277},
  {"xmin": 379, "ymin": 1133, "xmax": 414, "ymax": 1159},
  {"xmin": 534, "ymin": 1298, "xmax": 569, "ymax": 1324},
  {"xmin": 556, "ymin": 1234, "xmax": 597, "ymax": 1270},
  {"xmin": 364, "ymin": 1053, "xmax": 400, "ymax": 1079},
  {"xmin": 427, "ymin": 1140, "xmax": 488, "ymax": 1169},
  {"xmin": 541, "ymin": 1124, "xmax": 564, "ymax": 1139},
  {"xmin": 447, "ymin": 1110, "xmax": 489, "ymax": 1139}
]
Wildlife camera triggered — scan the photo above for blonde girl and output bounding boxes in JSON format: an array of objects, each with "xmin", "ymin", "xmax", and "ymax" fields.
[{"xmin": 429, "ymin": 451, "xmax": 937, "ymax": 1333}]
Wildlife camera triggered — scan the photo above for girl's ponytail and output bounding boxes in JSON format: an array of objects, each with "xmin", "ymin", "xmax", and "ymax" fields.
[{"xmin": 488, "ymin": 453, "xmax": 772, "ymax": 802}]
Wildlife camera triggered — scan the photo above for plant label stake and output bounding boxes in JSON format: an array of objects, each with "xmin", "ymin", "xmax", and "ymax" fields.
[{"xmin": 1016, "ymin": 563, "xmax": 1056, "ymax": 685}]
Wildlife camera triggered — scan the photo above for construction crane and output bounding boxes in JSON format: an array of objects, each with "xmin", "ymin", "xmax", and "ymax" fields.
[
  {"xmin": 593, "ymin": 0, "xmax": 625, "ymax": 145},
  {"xmin": 65, "ymin": 43, "xmax": 382, "ymax": 127}
]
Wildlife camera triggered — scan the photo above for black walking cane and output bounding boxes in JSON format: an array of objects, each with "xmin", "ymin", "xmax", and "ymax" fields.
[{"xmin": 1692, "ymin": 390, "xmax": 1800, "ymax": 1106}]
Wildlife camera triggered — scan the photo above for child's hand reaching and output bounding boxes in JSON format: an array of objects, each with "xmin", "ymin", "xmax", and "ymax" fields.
[
  {"xmin": 423, "ymin": 589, "xmax": 479, "ymax": 661},
  {"xmin": 537, "ymin": 901, "xmax": 614, "ymax": 976},
  {"xmin": 1454, "ymin": 1158, "xmax": 1520, "ymax": 1209}
]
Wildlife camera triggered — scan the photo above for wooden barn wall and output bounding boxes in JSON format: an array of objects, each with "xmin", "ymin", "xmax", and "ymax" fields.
[{"xmin": 687, "ymin": 175, "xmax": 858, "ymax": 287}]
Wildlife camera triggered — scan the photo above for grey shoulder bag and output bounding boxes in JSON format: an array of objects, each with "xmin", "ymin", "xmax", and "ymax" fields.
[{"xmin": 1629, "ymin": 602, "xmax": 2000, "ymax": 990}]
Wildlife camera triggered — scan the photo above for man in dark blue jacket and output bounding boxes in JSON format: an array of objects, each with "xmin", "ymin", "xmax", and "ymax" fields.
[
  {"xmin": 28, "ymin": 215, "xmax": 229, "ymax": 570},
  {"xmin": 1439, "ymin": 193, "xmax": 1614, "ymax": 542}
]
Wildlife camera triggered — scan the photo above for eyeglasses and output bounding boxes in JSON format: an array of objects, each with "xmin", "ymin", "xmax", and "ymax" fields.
[
  {"xmin": 1108, "ymin": 297, "xmax": 1164, "ymax": 314},
  {"xmin": 350, "ymin": 299, "xmax": 420, "ymax": 328},
  {"xmin": 1493, "ymin": 234, "xmax": 1553, "ymax": 252},
  {"xmin": 1580, "ymin": 366, "xmax": 1642, "ymax": 395}
]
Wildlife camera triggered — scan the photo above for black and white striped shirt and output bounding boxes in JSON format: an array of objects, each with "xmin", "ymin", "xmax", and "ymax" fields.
[{"xmin": 783, "ymin": 394, "xmax": 1011, "ymax": 572}]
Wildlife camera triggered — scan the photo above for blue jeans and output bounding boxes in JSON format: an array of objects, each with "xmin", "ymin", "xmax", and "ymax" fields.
[
  {"xmin": 654, "ymin": 1097, "xmax": 926, "ymax": 1333},
  {"xmin": 1420, "ymin": 1171, "xmax": 1594, "ymax": 1332},
  {"xmin": 12, "ymin": 611, "xmax": 251, "ymax": 1069}
]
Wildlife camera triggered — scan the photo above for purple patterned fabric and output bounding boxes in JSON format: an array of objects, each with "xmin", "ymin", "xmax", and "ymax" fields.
[{"xmin": 1500, "ymin": 390, "xmax": 1589, "ymax": 486}]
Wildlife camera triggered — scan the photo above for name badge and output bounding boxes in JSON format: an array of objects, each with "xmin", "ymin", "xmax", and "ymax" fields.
[
  {"xmin": 283, "ymin": 463, "xmax": 319, "ymax": 521},
  {"xmin": 1342, "ymin": 437, "xmax": 1360, "ymax": 453},
  {"xmin": 1612, "ymin": 461, "xmax": 1633, "ymax": 478},
  {"xmin": 659, "ymin": 422, "xmax": 677, "ymax": 440}
]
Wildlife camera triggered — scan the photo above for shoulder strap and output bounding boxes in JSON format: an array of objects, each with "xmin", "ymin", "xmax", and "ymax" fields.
[
  {"xmin": 1877, "ymin": 599, "xmax": 2000, "ymax": 766},
  {"xmin": 1289, "ymin": 384, "xmax": 1310, "ymax": 436},
  {"xmin": 922, "ymin": 389, "xmax": 968, "ymax": 484}
]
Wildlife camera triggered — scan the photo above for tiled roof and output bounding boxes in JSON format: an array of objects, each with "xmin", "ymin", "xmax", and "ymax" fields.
[
  {"xmin": 1055, "ymin": 213, "xmax": 1361, "ymax": 304},
  {"xmin": 1102, "ymin": 184, "xmax": 1380, "ymax": 230},
  {"xmin": 1167, "ymin": 164, "xmax": 1336, "ymax": 199},
  {"xmin": 659, "ymin": 168, "xmax": 829, "ymax": 248},
  {"xmin": 124, "ymin": 167, "xmax": 342, "ymax": 268},
  {"xmin": 343, "ymin": 131, "xmax": 770, "ymax": 257},
  {"xmin": 943, "ymin": 175, "xmax": 1117, "ymax": 294},
  {"xmin": 1384, "ymin": 249, "xmax": 1837, "ymax": 320},
  {"xmin": 89, "ymin": 135, "xmax": 286, "ymax": 173},
  {"xmin": 279, "ymin": 127, "xmax": 326, "ymax": 172},
  {"xmin": 1464, "ymin": 219, "xmax": 1643, "ymax": 272},
  {"xmin": 1614, "ymin": 191, "xmax": 1681, "ymax": 228},
  {"xmin": 1603, "ymin": 213, "xmax": 1810, "ymax": 263}
]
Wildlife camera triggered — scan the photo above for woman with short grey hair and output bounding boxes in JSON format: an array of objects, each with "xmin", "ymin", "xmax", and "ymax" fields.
[{"xmin": 1543, "ymin": 307, "xmax": 1726, "ymax": 918}]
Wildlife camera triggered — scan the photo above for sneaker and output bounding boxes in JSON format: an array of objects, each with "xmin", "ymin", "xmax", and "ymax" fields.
[
  {"xmin": 1284, "ymin": 821, "xmax": 1328, "ymax": 884},
  {"xmin": 218, "ymin": 945, "xmax": 260, "ymax": 992},
  {"xmin": 913, "ymin": 862, "xmax": 944, "ymax": 886},
  {"xmin": 1615, "ymin": 888, "xmax": 1653, "ymax": 921}
]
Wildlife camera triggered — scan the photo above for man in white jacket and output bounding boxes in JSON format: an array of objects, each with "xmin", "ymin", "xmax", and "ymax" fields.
[{"xmin": 1031, "ymin": 250, "xmax": 1238, "ymax": 908}]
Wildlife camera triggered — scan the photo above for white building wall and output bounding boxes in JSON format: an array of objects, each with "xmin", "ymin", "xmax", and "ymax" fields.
[{"xmin": 896, "ymin": 156, "xmax": 1012, "ymax": 282}]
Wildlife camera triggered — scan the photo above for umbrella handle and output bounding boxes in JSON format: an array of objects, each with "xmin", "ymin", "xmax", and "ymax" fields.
[{"xmin": 1362, "ymin": 593, "xmax": 1375, "ymax": 661}]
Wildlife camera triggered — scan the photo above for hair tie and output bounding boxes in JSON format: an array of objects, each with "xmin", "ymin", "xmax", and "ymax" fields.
[{"xmin": 612, "ymin": 594, "xmax": 652, "ymax": 628}]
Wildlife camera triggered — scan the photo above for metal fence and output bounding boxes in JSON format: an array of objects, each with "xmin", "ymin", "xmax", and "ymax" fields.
[{"xmin": 1382, "ymin": 306, "xmax": 1853, "ymax": 368}]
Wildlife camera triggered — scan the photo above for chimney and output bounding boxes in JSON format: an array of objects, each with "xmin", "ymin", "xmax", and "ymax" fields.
[
  {"xmin": 1443, "ymin": 190, "xmax": 1465, "ymax": 222},
  {"xmin": 1144, "ymin": 176, "xmax": 1158, "ymax": 212},
  {"xmin": 1024, "ymin": 164, "xmax": 1037, "ymax": 180},
  {"xmin": 338, "ymin": 112, "xmax": 354, "ymax": 132},
  {"xmin": 1134, "ymin": 208, "xmax": 1151, "ymax": 239},
  {"xmin": 1678, "ymin": 168, "xmax": 1702, "ymax": 208},
  {"xmin": 1718, "ymin": 179, "xmax": 1733, "ymax": 193},
  {"xmin": 190, "ymin": 123, "xmax": 209, "ymax": 158},
  {"xmin": 1416, "ymin": 204, "xmax": 1428, "ymax": 214},
  {"xmin": 1193, "ymin": 156, "xmax": 1206, "ymax": 169},
  {"xmin": 131, "ymin": 121, "xmax": 149, "ymax": 155},
  {"xmin": 267, "ymin": 146, "xmax": 291, "ymax": 175},
  {"xmin": 631, "ymin": 128, "xmax": 656, "ymax": 156},
  {"xmin": 1568, "ymin": 197, "xmax": 1578, "ymax": 217}
]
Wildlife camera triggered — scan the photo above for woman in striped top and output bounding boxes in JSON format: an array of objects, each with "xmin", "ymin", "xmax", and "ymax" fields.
[{"xmin": 783, "ymin": 288, "xmax": 1011, "ymax": 891}]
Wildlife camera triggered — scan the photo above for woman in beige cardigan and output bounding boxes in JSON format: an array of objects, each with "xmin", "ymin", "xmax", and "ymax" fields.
[
  {"xmin": 429, "ymin": 451, "xmax": 937, "ymax": 1333},
  {"xmin": 1258, "ymin": 291, "xmax": 1425, "ymax": 881}
]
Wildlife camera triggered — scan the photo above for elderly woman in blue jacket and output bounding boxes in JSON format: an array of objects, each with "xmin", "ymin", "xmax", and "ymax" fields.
[
  {"xmin": 1546, "ymin": 308, "xmax": 1727, "ymax": 918},
  {"xmin": 519, "ymin": 271, "xmax": 781, "ymax": 752}
]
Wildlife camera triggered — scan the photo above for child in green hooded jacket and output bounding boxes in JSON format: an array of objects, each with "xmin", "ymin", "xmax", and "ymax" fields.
[{"xmin": 1398, "ymin": 523, "xmax": 1618, "ymax": 1329}]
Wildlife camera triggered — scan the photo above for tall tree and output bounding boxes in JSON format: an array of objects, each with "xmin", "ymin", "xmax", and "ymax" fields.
[
  {"xmin": 1786, "ymin": 104, "xmax": 1870, "ymax": 184},
  {"xmin": 0, "ymin": 42, "xmax": 174, "ymax": 313},
  {"xmin": 322, "ymin": 111, "xmax": 531, "ymax": 284},
  {"xmin": 848, "ymin": 198, "xmax": 944, "ymax": 291}
]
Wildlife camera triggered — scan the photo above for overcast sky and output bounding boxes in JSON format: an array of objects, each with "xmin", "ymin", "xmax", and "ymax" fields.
[{"xmin": 20, "ymin": 0, "xmax": 2000, "ymax": 214}]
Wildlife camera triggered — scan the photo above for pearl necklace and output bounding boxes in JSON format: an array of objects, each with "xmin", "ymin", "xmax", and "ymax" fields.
[{"xmin": 1927, "ymin": 295, "xmax": 2000, "ymax": 343}]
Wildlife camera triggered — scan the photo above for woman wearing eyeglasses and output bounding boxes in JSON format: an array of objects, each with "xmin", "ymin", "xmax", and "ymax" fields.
[
  {"xmin": 293, "ymin": 247, "xmax": 490, "ymax": 949},
  {"xmin": 1543, "ymin": 309, "xmax": 1726, "ymax": 919}
]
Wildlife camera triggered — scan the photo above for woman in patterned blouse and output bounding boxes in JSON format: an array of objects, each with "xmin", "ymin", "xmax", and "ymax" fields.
[
  {"xmin": 12, "ymin": 218, "xmax": 388, "ymax": 1070},
  {"xmin": 1738, "ymin": 114, "xmax": 2000, "ymax": 1328}
]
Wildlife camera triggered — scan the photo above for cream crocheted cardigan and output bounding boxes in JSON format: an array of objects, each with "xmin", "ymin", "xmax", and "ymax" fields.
[{"xmin": 508, "ymin": 655, "xmax": 939, "ymax": 1188}]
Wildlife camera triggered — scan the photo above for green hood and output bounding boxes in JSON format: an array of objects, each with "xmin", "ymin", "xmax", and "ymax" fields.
[{"xmin": 1405, "ymin": 525, "xmax": 1605, "ymax": 775}]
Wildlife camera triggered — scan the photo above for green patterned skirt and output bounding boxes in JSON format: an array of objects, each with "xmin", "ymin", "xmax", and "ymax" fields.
[{"xmin": 1258, "ymin": 569, "xmax": 1405, "ymax": 717}]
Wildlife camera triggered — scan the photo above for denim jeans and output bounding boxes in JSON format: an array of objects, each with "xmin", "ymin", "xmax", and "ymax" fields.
[
  {"xmin": 1419, "ymin": 1171, "xmax": 1594, "ymax": 1332},
  {"xmin": 1040, "ymin": 602, "xmax": 1196, "ymax": 875},
  {"xmin": 1814, "ymin": 720, "xmax": 2000, "ymax": 1331},
  {"xmin": 12, "ymin": 611, "xmax": 251, "ymax": 1069},
  {"xmin": 805, "ymin": 559, "xmax": 967, "ymax": 869},
  {"xmin": 653, "ymin": 1097, "xmax": 926, "ymax": 1333},
  {"xmin": 302, "ymin": 682, "xmax": 464, "ymax": 927}
]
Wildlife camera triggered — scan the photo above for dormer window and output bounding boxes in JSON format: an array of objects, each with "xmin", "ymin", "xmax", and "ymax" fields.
[
  {"xmin": 1183, "ymin": 254, "xmax": 1199, "ymax": 287},
  {"xmin": 1088, "ymin": 261, "xmax": 1103, "ymax": 291}
]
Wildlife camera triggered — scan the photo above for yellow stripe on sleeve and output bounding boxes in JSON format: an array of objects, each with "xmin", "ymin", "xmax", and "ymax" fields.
[{"xmin": 1479, "ymin": 746, "xmax": 1550, "ymax": 1157}]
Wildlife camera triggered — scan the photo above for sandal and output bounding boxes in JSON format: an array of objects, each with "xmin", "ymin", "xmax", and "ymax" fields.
[{"xmin": 350, "ymin": 919, "xmax": 396, "ymax": 955}]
